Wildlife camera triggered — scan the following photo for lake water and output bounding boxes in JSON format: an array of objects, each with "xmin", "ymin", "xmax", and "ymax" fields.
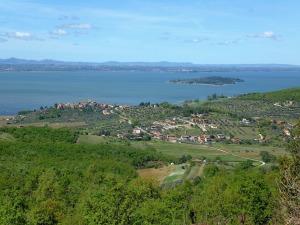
[{"xmin": 0, "ymin": 70, "xmax": 300, "ymax": 115}]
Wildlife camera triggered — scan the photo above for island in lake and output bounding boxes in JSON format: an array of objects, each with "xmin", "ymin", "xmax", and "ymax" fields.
[{"xmin": 169, "ymin": 76, "xmax": 244, "ymax": 86}]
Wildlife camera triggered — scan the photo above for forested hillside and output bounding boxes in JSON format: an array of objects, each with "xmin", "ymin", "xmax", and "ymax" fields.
[{"xmin": 0, "ymin": 125, "xmax": 298, "ymax": 224}]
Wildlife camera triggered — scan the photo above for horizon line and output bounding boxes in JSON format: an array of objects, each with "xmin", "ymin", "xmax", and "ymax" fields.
[{"xmin": 1, "ymin": 57, "xmax": 300, "ymax": 67}]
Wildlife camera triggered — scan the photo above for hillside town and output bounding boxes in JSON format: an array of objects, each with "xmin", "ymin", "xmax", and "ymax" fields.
[{"xmin": 7, "ymin": 98, "xmax": 296, "ymax": 147}]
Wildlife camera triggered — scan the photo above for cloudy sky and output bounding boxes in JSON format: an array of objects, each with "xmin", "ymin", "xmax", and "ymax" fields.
[{"xmin": 0, "ymin": 0, "xmax": 299, "ymax": 64}]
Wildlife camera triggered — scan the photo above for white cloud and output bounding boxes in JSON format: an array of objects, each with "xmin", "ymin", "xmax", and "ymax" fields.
[
  {"xmin": 248, "ymin": 31, "xmax": 279, "ymax": 40},
  {"xmin": 60, "ymin": 23, "xmax": 92, "ymax": 30},
  {"xmin": 10, "ymin": 31, "xmax": 31, "ymax": 39},
  {"xmin": 261, "ymin": 31, "xmax": 277, "ymax": 39},
  {"xmin": 216, "ymin": 40, "xmax": 236, "ymax": 46},
  {"xmin": 51, "ymin": 29, "xmax": 67, "ymax": 36},
  {"xmin": 190, "ymin": 37, "xmax": 210, "ymax": 43},
  {"xmin": 1, "ymin": 31, "xmax": 42, "ymax": 41},
  {"xmin": 58, "ymin": 15, "xmax": 80, "ymax": 21}
]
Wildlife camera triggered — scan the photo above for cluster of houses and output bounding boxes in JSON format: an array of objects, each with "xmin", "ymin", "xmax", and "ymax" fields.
[
  {"xmin": 271, "ymin": 119, "xmax": 294, "ymax": 137},
  {"xmin": 54, "ymin": 100, "xmax": 130, "ymax": 116},
  {"xmin": 189, "ymin": 114, "xmax": 219, "ymax": 131},
  {"xmin": 126, "ymin": 116, "xmax": 229, "ymax": 144},
  {"xmin": 131, "ymin": 130, "xmax": 229, "ymax": 144},
  {"xmin": 39, "ymin": 101, "xmax": 296, "ymax": 143},
  {"xmin": 273, "ymin": 101, "xmax": 295, "ymax": 108},
  {"xmin": 113, "ymin": 114, "xmax": 296, "ymax": 145},
  {"xmin": 125, "ymin": 113, "xmax": 296, "ymax": 144}
]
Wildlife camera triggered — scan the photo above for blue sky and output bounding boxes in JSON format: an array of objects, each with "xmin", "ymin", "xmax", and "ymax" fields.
[{"xmin": 0, "ymin": 0, "xmax": 299, "ymax": 64}]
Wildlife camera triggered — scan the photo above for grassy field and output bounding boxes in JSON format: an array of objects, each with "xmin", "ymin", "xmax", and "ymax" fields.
[
  {"xmin": 138, "ymin": 165, "xmax": 175, "ymax": 184},
  {"xmin": 77, "ymin": 134, "xmax": 108, "ymax": 144},
  {"xmin": 186, "ymin": 163, "xmax": 205, "ymax": 180},
  {"xmin": 132, "ymin": 140, "xmax": 247, "ymax": 162},
  {"xmin": 162, "ymin": 164, "xmax": 188, "ymax": 184},
  {"xmin": 77, "ymin": 134, "xmax": 287, "ymax": 163},
  {"xmin": 138, "ymin": 162, "xmax": 205, "ymax": 187},
  {"xmin": 0, "ymin": 132, "xmax": 15, "ymax": 141},
  {"xmin": 215, "ymin": 143, "xmax": 287, "ymax": 160}
]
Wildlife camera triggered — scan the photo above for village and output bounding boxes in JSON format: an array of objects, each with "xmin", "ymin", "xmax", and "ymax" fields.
[
  {"xmin": 54, "ymin": 100, "xmax": 131, "ymax": 116},
  {"xmin": 126, "ymin": 114, "xmax": 294, "ymax": 145},
  {"xmin": 5, "ymin": 99, "xmax": 295, "ymax": 147}
]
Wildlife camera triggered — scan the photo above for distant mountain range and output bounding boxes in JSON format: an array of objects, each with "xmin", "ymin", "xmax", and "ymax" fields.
[
  {"xmin": 0, "ymin": 57, "xmax": 299, "ymax": 72},
  {"xmin": 0, "ymin": 58, "xmax": 197, "ymax": 67}
]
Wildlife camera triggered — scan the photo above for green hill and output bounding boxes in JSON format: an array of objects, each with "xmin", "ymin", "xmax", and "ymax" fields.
[{"xmin": 239, "ymin": 87, "xmax": 300, "ymax": 102}]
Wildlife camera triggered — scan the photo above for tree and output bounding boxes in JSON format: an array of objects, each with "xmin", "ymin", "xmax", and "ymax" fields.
[
  {"xmin": 179, "ymin": 154, "xmax": 192, "ymax": 163},
  {"xmin": 192, "ymin": 171, "xmax": 274, "ymax": 225},
  {"xmin": 279, "ymin": 122, "xmax": 300, "ymax": 224},
  {"xmin": 239, "ymin": 160, "xmax": 254, "ymax": 170},
  {"xmin": 260, "ymin": 151, "xmax": 276, "ymax": 163}
]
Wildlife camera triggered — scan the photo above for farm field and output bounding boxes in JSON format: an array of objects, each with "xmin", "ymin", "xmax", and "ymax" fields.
[
  {"xmin": 138, "ymin": 165, "xmax": 175, "ymax": 184},
  {"xmin": 214, "ymin": 143, "xmax": 286, "ymax": 159},
  {"xmin": 162, "ymin": 164, "xmax": 188, "ymax": 184},
  {"xmin": 139, "ymin": 162, "xmax": 205, "ymax": 187},
  {"xmin": 139, "ymin": 141, "xmax": 236, "ymax": 161},
  {"xmin": 186, "ymin": 163, "xmax": 205, "ymax": 180},
  {"xmin": 76, "ymin": 134, "xmax": 286, "ymax": 163},
  {"xmin": 77, "ymin": 134, "xmax": 112, "ymax": 144}
]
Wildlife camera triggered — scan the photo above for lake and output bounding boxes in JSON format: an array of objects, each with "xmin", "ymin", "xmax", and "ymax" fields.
[{"xmin": 1, "ymin": 70, "xmax": 300, "ymax": 115}]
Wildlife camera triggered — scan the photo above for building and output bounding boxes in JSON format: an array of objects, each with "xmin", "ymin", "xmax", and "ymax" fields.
[
  {"xmin": 102, "ymin": 109, "xmax": 111, "ymax": 115},
  {"xmin": 283, "ymin": 128, "xmax": 291, "ymax": 137},
  {"xmin": 241, "ymin": 118, "xmax": 250, "ymax": 125},
  {"xmin": 216, "ymin": 134, "xmax": 226, "ymax": 140},
  {"xmin": 167, "ymin": 135, "xmax": 177, "ymax": 143},
  {"xmin": 133, "ymin": 128, "xmax": 142, "ymax": 135}
]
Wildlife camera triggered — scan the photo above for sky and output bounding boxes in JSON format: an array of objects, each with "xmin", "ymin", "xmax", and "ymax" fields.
[{"xmin": 0, "ymin": 0, "xmax": 299, "ymax": 64}]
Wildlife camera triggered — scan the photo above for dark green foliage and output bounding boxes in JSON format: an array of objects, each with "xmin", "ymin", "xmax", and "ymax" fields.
[
  {"xmin": 203, "ymin": 164, "xmax": 220, "ymax": 178},
  {"xmin": 260, "ymin": 151, "xmax": 276, "ymax": 163},
  {"xmin": 207, "ymin": 93, "xmax": 227, "ymax": 101},
  {"xmin": 0, "ymin": 127, "xmax": 78, "ymax": 143},
  {"xmin": 0, "ymin": 127, "xmax": 281, "ymax": 224},
  {"xmin": 18, "ymin": 110, "xmax": 33, "ymax": 115},
  {"xmin": 238, "ymin": 160, "xmax": 254, "ymax": 170},
  {"xmin": 0, "ymin": 127, "xmax": 170, "ymax": 225},
  {"xmin": 192, "ymin": 170, "xmax": 275, "ymax": 225},
  {"xmin": 179, "ymin": 154, "xmax": 192, "ymax": 163}
]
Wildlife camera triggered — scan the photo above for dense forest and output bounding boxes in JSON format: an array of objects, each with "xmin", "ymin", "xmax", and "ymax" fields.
[{"xmin": 0, "ymin": 125, "xmax": 299, "ymax": 225}]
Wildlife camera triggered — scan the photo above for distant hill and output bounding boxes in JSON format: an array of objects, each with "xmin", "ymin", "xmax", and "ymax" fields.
[
  {"xmin": 0, "ymin": 57, "xmax": 299, "ymax": 72},
  {"xmin": 0, "ymin": 58, "xmax": 195, "ymax": 67},
  {"xmin": 0, "ymin": 57, "xmax": 299, "ymax": 67}
]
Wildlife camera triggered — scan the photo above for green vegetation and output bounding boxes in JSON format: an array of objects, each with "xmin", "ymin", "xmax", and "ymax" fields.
[
  {"xmin": 197, "ymin": 88, "xmax": 300, "ymax": 121},
  {"xmin": 278, "ymin": 122, "xmax": 300, "ymax": 224},
  {"xmin": 239, "ymin": 87, "xmax": 300, "ymax": 102},
  {"xmin": 0, "ymin": 126, "xmax": 296, "ymax": 224},
  {"xmin": 170, "ymin": 76, "xmax": 244, "ymax": 85},
  {"xmin": 0, "ymin": 88, "xmax": 299, "ymax": 224}
]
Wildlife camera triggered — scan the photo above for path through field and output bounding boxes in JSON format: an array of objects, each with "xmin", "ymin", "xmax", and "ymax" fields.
[{"xmin": 209, "ymin": 146, "xmax": 265, "ymax": 166}]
